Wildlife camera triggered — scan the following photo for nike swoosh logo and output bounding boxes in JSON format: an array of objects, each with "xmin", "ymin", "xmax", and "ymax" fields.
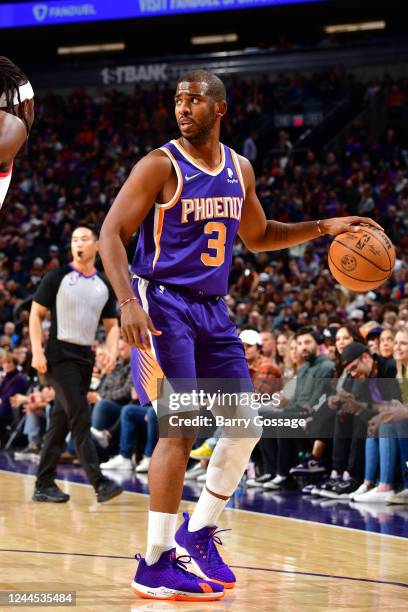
[{"xmin": 184, "ymin": 172, "xmax": 201, "ymax": 182}]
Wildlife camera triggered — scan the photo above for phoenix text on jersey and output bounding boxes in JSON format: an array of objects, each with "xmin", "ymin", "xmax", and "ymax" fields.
[{"xmin": 181, "ymin": 196, "xmax": 243, "ymax": 223}]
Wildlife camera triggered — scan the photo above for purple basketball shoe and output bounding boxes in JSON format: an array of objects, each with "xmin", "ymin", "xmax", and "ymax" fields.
[
  {"xmin": 175, "ymin": 512, "xmax": 236, "ymax": 589},
  {"xmin": 131, "ymin": 548, "xmax": 225, "ymax": 601}
]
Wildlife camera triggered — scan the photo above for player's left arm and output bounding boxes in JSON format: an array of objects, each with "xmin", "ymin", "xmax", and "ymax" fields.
[
  {"xmin": 101, "ymin": 318, "xmax": 120, "ymax": 374},
  {"xmin": 237, "ymin": 156, "xmax": 383, "ymax": 252}
]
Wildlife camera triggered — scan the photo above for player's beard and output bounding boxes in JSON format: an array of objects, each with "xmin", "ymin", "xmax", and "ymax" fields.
[{"xmin": 182, "ymin": 108, "xmax": 217, "ymax": 144}]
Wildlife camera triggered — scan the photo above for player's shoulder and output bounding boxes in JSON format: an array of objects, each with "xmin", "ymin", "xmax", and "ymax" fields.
[
  {"xmin": 0, "ymin": 111, "xmax": 27, "ymax": 163},
  {"xmin": 226, "ymin": 149, "xmax": 253, "ymax": 190},
  {"xmin": 130, "ymin": 147, "xmax": 173, "ymax": 180},
  {"xmin": 230, "ymin": 149, "xmax": 253, "ymax": 175},
  {"xmin": 139, "ymin": 146, "xmax": 172, "ymax": 165}
]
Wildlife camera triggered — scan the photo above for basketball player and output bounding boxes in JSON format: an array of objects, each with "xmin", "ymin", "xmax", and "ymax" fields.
[
  {"xmin": 99, "ymin": 71, "xmax": 383, "ymax": 601},
  {"xmin": 0, "ymin": 56, "xmax": 34, "ymax": 209}
]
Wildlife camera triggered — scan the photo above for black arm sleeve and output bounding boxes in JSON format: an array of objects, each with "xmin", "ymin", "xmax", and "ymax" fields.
[{"xmin": 33, "ymin": 268, "xmax": 65, "ymax": 309}]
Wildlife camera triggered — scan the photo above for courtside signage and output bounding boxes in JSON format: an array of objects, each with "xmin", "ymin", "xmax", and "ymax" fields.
[{"xmin": 0, "ymin": 0, "xmax": 328, "ymax": 28}]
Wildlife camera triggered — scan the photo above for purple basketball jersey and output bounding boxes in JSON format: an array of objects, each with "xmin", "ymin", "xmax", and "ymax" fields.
[{"xmin": 131, "ymin": 140, "xmax": 245, "ymax": 296}]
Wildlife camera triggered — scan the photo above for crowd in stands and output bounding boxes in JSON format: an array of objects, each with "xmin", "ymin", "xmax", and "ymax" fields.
[{"xmin": 1, "ymin": 68, "xmax": 408, "ymax": 505}]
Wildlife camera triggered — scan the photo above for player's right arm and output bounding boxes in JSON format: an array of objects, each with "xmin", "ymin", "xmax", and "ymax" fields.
[
  {"xmin": 0, "ymin": 111, "xmax": 27, "ymax": 168},
  {"xmin": 29, "ymin": 301, "xmax": 48, "ymax": 374},
  {"xmin": 99, "ymin": 150, "xmax": 173, "ymax": 349},
  {"xmin": 237, "ymin": 155, "xmax": 383, "ymax": 251}
]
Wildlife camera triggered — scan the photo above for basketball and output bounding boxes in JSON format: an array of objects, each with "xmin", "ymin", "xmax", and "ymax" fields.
[{"xmin": 328, "ymin": 226, "xmax": 396, "ymax": 292}]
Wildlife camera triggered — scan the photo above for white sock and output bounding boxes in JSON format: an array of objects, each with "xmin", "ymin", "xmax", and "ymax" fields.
[
  {"xmin": 145, "ymin": 511, "xmax": 178, "ymax": 565},
  {"xmin": 330, "ymin": 470, "xmax": 339, "ymax": 479},
  {"xmin": 343, "ymin": 471, "xmax": 351, "ymax": 481},
  {"xmin": 188, "ymin": 487, "xmax": 228, "ymax": 532}
]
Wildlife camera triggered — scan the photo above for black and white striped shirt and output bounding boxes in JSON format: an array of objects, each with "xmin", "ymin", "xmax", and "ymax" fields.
[{"xmin": 34, "ymin": 264, "xmax": 117, "ymax": 363}]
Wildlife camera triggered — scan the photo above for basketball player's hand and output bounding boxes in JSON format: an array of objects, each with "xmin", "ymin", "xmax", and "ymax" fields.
[
  {"xmin": 321, "ymin": 216, "xmax": 383, "ymax": 236},
  {"xmin": 120, "ymin": 301, "xmax": 162, "ymax": 350},
  {"xmin": 32, "ymin": 350, "xmax": 47, "ymax": 374}
]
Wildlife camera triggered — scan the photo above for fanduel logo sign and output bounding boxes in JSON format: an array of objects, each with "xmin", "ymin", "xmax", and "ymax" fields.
[
  {"xmin": 33, "ymin": 3, "xmax": 97, "ymax": 22},
  {"xmin": 33, "ymin": 4, "xmax": 48, "ymax": 21}
]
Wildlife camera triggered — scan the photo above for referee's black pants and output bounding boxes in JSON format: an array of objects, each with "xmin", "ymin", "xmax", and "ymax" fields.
[{"xmin": 36, "ymin": 359, "xmax": 104, "ymax": 489}]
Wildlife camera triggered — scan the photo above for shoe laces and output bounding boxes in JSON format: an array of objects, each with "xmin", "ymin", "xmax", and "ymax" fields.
[
  {"xmin": 198, "ymin": 528, "xmax": 231, "ymax": 567},
  {"xmin": 171, "ymin": 554, "xmax": 192, "ymax": 572},
  {"xmin": 135, "ymin": 553, "xmax": 199, "ymax": 581}
]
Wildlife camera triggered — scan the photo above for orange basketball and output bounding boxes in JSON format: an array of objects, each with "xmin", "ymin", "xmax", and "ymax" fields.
[{"xmin": 328, "ymin": 226, "xmax": 395, "ymax": 292}]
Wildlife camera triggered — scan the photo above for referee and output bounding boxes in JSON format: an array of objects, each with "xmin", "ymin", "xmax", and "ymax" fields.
[{"xmin": 29, "ymin": 224, "xmax": 123, "ymax": 503}]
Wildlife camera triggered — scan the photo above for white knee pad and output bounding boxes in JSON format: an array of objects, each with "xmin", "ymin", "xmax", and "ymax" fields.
[{"xmin": 205, "ymin": 437, "xmax": 260, "ymax": 497}]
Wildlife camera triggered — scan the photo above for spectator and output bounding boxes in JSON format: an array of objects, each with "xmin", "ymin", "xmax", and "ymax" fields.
[
  {"xmin": 331, "ymin": 342, "xmax": 401, "ymax": 502},
  {"xmin": 242, "ymin": 131, "xmax": 258, "ymax": 165},
  {"xmin": 240, "ymin": 329, "xmax": 282, "ymax": 395},
  {"xmin": 379, "ymin": 328, "xmax": 395, "ymax": 359},
  {"xmin": 99, "ymin": 390, "xmax": 157, "ymax": 473},
  {"xmin": 373, "ymin": 329, "xmax": 408, "ymax": 505},
  {"xmin": 279, "ymin": 335, "xmax": 304, "ymax": 404},
  {"xmin": 89, "ymin": 338, "xmax": 133, "ymax": 448},
  {"xmin": 3, "ymin": 322, "xmax": 19, "ymax": 347},
  {"xmin": 260, "ymin": 330, "xmax": 276, "ymax": 362},
  {"xmin": 0, "ymin": 351, "xmax": 29, "ymax": 445},
  {"xmin": 12, "ymin": 386, "xmax": 55, "ymax": 459},
  {"xmin": 262, "ymin": 327, "xmax": 335, "ymax": 490},
  {"xmin": 308, "ymin": 324, "xmax": 360, "ymax": 497},
  {"xmin": 275, "ymin": 332, "xmax": 290, "ymax": 371},
  {"xmin": 360, "ymin": 322, "xmax": 382, "ymax": 355}
]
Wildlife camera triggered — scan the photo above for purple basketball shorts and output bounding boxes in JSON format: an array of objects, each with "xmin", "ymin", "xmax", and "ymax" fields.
[{"xmin": 130, "ymin": 277, "xmax": 252, "ymax": 408}]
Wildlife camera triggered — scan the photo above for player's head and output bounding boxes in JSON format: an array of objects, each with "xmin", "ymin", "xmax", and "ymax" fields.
[
  {"xmin": 0, "ymin": 56, "xmax": 35, "ymax": 134},
  {"xmin": 175, "ymin": 70, "xmax": 227, "ymax": 143},
  {"xmin": 71, "ymin": 224, "xmax": 98, "ymax": 265}
]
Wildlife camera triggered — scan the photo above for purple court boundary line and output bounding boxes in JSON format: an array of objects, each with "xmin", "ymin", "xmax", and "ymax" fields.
[{"xmin": 0, "ymin": 548, "xmax": 407, "ymax": 590}]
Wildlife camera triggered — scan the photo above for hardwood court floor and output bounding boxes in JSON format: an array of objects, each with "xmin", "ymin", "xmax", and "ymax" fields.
[{"xmin": 0, "ymin": 470, "xmax": 407, "ymax": 611}]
